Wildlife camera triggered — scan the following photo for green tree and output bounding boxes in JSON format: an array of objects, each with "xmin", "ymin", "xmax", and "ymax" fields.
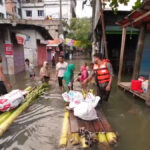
[
  {"xmin": 82, "ymin": 0, "xmax": 144, "ymax": 11},
  {"xmin": 105, "ymin": 0, "xmax": 144, "ymax": 11},
  {"xmin": 66, "ymin": 18, "xmax": 92, "ymax": 51}
]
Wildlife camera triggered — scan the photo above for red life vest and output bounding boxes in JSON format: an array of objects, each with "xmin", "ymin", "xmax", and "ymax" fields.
[{"xmin": 93, "ymin": 59, "xmax": 110, "ymax": 84}]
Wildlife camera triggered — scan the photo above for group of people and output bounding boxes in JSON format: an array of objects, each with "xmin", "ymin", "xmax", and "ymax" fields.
[
  {"xmin": 0, "ymin": 52, "xmax": 114, "ymax": 103},
  {"xmin": 55, "ymin": 53, "xmax": 114, "ymax": 103}
]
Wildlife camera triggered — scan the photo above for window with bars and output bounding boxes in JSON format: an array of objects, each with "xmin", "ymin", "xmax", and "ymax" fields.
[
  {"xmin": 26, "ymin": 10, "xmax": 32, "ymax": 17},
  {"xmin": 38, "ymin": 10, "xmax": 44, "ymax": 17}
]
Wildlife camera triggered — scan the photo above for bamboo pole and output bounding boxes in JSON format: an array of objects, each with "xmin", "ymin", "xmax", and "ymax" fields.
[
  {"xmin": 118, "ymin": 27, "xmax": 127, "ymax": 84},
  {"xmin": 0, "ymin": 84, "xmax": 48, "ymax": 137},
  {"xmin": 99, "ymin": 0, "xmax": 108, "ymax": 59},
  {"xmin": 59, "ymin": 111, "xmax": 69, "ymax": 147},
  {"xmin": 132, "ymin": 25, "xmax": 145, "ymax": 79}
]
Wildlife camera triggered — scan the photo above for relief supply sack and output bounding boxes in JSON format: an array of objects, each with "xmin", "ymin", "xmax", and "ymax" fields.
[
  {"xmin": 0, "ymin": 90, "xmax": 27, "ymax": 112},
  {"xmin": 74, "ymin": 102, "xmax": 98, "ymax": 121},
  {"xmin": 85, "ymin": 93, "xmax": 100, "ymax": 108},
  {"xmin": 62, "ymin": 90, "xmax": 84, "ymax": 110}
]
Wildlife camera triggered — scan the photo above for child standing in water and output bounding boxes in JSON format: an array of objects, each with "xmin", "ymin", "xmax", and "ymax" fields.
[{"xmin": 63, "ymin": 64, "xmax": 75, "ymax": 91}]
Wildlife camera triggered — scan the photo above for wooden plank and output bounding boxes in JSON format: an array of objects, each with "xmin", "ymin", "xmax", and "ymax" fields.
[
  {"xmin": 118, "ymin": 27, "xmax": 127, "ymax": 84},
  {"xmin": 84, "ymin": 120, "xmax": 95, "ymax": 132},
  {"xmin": 100, "ymin": 0, "xmax": 108, "ymax": 59},
  {"xmin": 77, "ymin": 118, "xmax": 86, "ymax": 129},
  {"xmin": 132, "ymin": 25, "xmax": 146, "ymax": 79},
  {"xmin": 69, "ymin": 111, "xmax": 79, "ymax": 133},
  {"xmin": 92, "ymin": 119, "xmax": 105, "ymax": 132},
  {"xmin": 97, "ymin": 109, "xmax": 113, "ymax": 132},
  {"xmin": 69, "ymin": 109, "xmax": 113, "ymax": 133}
]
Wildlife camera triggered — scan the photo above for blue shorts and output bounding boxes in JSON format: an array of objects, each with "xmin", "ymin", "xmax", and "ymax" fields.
[{"xmin": 30, "ymin": 74, "xmax": 35, "ymax": 78}]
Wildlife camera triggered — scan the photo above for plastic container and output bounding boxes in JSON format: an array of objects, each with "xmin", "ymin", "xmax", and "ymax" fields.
[{"xmin": 131, "ymin": 80, "xmax": 142, "ymax": 92}]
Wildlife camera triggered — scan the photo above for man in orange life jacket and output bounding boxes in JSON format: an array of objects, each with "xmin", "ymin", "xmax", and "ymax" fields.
[{"xmin": 83, "ymin": 53, "xmax": 114, "ymax": 102}]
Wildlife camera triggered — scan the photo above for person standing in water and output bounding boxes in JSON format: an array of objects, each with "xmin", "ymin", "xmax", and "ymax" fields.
[
  {"xmin": 63, "ymin": 64, "xmax": 75, "ymax": 91},
  {"xmin": 56, "ymin": 55, "xmax": 68, "ymax": 91},
  {"xmin": 0, "ymin": 55, "xmax": 12, "ymax": 95},
  {"xmin": 40, "ymin": 61, "xmax": 50, "ymax": 83},
  {"xmin": 25, "ymin": 59, "xmax": 35, "ymax": 79},
  {"xmin": 83, "ymin": 53, "xmax": 114, "ymax": 103}
]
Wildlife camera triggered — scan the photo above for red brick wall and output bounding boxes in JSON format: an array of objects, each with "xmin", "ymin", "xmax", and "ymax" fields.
[
  {"xmin": 5, "ymin": 0, "xmax": 17, "ymax": 18},
  {"xmin": 37, "ymin": 44, "xmax": 47, "ymax": 66}
]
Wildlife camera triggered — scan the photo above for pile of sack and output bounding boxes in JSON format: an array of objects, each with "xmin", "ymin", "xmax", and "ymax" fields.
[
  {"xmin": 62, "ymin": 90, "xmax": 100, "ymax": 121},
  {"xmin": 131, "ymin": 76, "xmax": 148, "ymax": 93},
  {"xmin": 0, "ymin": 90, "xmax": 28, "ymax": 112}
]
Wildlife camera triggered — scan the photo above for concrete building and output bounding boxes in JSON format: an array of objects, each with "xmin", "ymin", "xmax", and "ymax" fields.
[
  {"xmin": 92, "ymin": 0, "xmax": 138, "ymax": 72},
  {"xmin": 5, "ymin": 0, "xmax": 22, "ymax": 19},
  {"xmin": 0, "ymin": 0, "xmax": 6, "ymax": 19},
  {"xmin": 21, "ymin": 0, "xmax": 76, "ymax": 22},
  {"xmin": 21, "ymin": 0, "xmax": 45, "ymax": 20},
  {"xmin": 0, "ymin": 19, "xmax": 52, "ymax": 75}
]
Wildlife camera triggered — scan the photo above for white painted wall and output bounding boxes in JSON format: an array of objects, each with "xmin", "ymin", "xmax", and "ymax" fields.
[
  {"xmin": 45, "ymin": 4, "xmax": 71, "ymax": 20},
  {"xmin": 21, "ymin": 0, "xmax": 72, "ymax": 21},
  {"xmin": 0, "ymin": 0, "xmax": 6, "ymax": 18},
  {"xmin": 16, "ymin": 1, "xmax": 22, "ymax": 18},
  {"xmin": 12, "ymin": 29, "xmax": 45, "ymax": 66},
  {"xmin": 22, "ymin": 7, "xmax": 45, "ymax": 20}
]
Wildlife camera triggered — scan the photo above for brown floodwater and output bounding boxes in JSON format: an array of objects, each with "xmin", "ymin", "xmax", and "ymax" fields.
[{"xmin": 0, "ymin": 58, "xmax": 150, "ymax": 150}]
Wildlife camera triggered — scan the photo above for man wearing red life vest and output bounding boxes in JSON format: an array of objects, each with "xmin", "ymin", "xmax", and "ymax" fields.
[{"xmin": 83, "ymin": 53, "xmax": 114, "ymax": 102}]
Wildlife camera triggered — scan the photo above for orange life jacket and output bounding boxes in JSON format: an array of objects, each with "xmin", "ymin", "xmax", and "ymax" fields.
[{"xmin": 93, "ymin": 59, "xmax": 110, "ymax": 84}]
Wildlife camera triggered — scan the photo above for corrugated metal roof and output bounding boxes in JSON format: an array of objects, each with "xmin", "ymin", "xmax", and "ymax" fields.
[{"xmin": 117, "ymin": 0, "xmax": 150, "ymax": 28}]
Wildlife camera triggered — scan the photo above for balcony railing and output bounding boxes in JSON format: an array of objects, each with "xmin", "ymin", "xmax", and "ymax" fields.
[{"xmin": 22, "ymin": 0, "xmax": 43, "ymax": 3}]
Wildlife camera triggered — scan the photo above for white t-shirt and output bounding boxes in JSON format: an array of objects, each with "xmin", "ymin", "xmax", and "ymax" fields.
[
  {"xmin": 56, "ymin": 62, "xmax": 68, "ymax": 77},
  {"xmin": 27, "ymin": 63, "xmax": 35, "ymax": 75}
]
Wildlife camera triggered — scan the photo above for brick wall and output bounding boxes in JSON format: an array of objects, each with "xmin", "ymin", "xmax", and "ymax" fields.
[{"xmin": 5, "ymin": 0, "xmax": 17, "ymax": 18}]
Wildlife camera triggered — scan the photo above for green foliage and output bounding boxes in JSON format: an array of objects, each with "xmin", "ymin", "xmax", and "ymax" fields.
[
  {"xmin": 132, "ymin": 0, "xmax": 143, "ymax": 10},
  {"xmin": 106, "ymin": 0, "xmax": 144, "ymax": 11},
  {"xmin": 66, "ymin": 18, "xmax": 92, "ymax": 50}
]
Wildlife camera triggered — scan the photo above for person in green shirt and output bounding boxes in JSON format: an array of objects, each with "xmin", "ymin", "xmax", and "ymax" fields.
[{"xmin": 63, "ymin": 64, "xmax": 75, "ymax": 91}]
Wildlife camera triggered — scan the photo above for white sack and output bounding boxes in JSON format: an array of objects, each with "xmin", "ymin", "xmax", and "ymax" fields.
[
  {"xmin": 0, "ymin": 90, "xmax": 27, "ymax": 112},
  {"xmin": 74, "ymin": 102, "xmax": 98, "ymax": 121}
]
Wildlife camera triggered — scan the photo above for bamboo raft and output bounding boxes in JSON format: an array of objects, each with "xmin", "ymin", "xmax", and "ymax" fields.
[
  {"xmin": 59, "ymin": 108, "xmax": 118, "ymax": 149},
  {"xmin": 0, "ymin": 83, "xmax": 49, "ymax": 137}
]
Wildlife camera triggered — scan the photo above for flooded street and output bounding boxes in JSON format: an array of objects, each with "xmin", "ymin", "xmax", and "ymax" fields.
[{"xmin": 0, "ymin": 58, "xmax": 150, "ymax": 150}]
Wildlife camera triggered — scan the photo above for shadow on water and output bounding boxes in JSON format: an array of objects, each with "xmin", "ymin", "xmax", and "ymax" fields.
[{"xmin": 1, "ymin": 58, "xmax": 150, "ymax": 150}]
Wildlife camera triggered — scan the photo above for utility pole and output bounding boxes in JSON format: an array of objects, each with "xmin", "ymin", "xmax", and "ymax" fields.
[
  {"xmin": 59, "ymin": 0, "xmax": 63, "ymax": 37},
  {"xmin": 99, "ymin": 0, "xmax": 108, "ymax": 59}
]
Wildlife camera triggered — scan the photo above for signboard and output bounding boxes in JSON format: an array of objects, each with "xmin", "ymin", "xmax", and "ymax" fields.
[
  {"xmin": 16, "ymin": 33, "xmax": 26, "ymax": 45},
  {"xmin": 4, "ymin": 43, "xmax": 13, "ymax": 56},
  {"xmin": 40, "ymin": 40, "xmax": 48, "ymax": 45}
]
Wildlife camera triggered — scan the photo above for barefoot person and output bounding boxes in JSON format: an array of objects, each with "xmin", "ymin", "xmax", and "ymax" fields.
[
  {"xmin": 0, "ymin": 55, "xmax": 12, "ymax": 95},
  {"xmin": 63, "ymin": 64, "xmax": 75, "ymax": 91},
  {"xmin": 40, "ymin": 61, "xmax": 50, "ymax": 83},
  {"xmin": 25, "ymin": 59, "xmax": 35, "ymax": 79},
  {"xmin": 83, "ymin": 53, "xmax": 114, "ymax": 103},
  {"xmin": 56, "ymin": 55, "xmax": 68, "ymax": 91}
]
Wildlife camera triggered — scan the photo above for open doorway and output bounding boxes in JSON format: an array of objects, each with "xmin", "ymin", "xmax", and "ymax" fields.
[{"xmin": 107, "ymin": 34, "xmax": 138, "ymax": 74}]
